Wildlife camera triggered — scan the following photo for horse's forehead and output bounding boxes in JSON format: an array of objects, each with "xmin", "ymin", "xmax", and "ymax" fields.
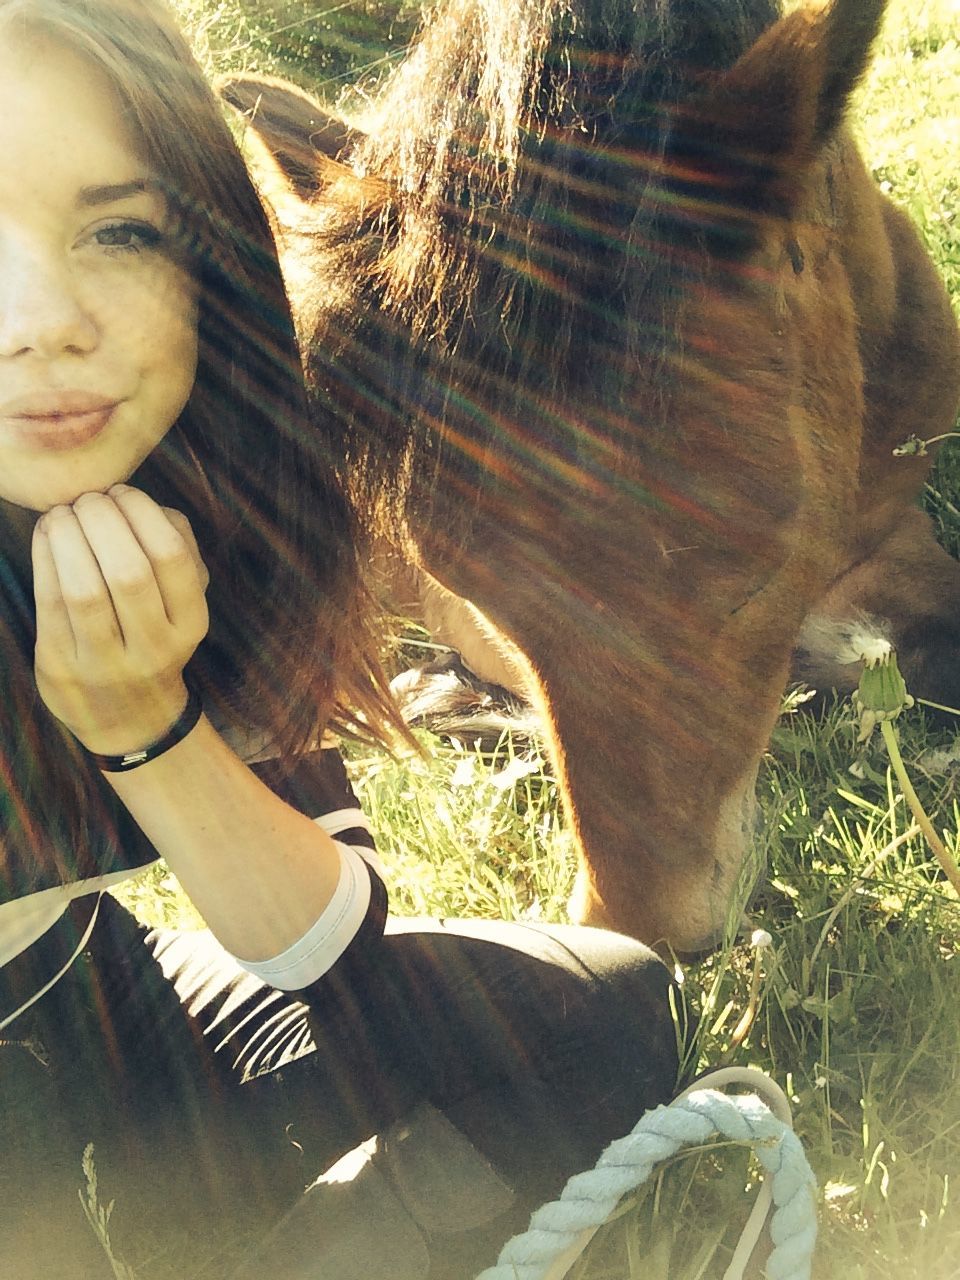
[{"xmin": 556, "ymin": 0, "xmax": 781, "ymax": 64}]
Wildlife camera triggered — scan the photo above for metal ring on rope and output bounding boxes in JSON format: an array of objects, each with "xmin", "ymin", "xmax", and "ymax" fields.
[{"xmin": 475, "ymin": 1067, "xmax": 817, "ymax": 1280}]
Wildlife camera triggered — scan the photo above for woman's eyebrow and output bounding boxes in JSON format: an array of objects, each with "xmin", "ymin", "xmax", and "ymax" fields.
[{"xmin": 76, "ymin": 179, "xmax": 153, "ymax": 208}]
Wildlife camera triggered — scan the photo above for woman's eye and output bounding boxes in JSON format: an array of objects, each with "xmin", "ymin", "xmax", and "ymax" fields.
[{"xmin": 90, "ymin": 221, "xmax": 163, "ymax": 253}]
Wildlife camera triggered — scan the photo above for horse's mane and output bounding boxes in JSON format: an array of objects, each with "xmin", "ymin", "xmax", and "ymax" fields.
[
  {"xmin": 347, "ymin": 0, "xmax": 779, "ymax": 314},
  {"xmin": 298, "ymin": 0, "xmax": 784, "ymax": 535}
]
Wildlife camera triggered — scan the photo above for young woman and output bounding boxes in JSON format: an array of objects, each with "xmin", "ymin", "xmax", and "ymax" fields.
[{"xmin": 0, "ymin": 1, "xmax": 680, "ymax": 1276}]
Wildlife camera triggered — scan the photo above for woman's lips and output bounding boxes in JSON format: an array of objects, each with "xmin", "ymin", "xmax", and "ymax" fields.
[{"xmin": 0, "ymin": 402, "xmax": 119, "ymax": 451}]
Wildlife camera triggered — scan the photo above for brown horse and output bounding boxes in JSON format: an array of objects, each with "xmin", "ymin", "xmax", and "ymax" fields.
[{"xmin": 223, "ymin": 0, "xmax": 960, "ymax": 952}]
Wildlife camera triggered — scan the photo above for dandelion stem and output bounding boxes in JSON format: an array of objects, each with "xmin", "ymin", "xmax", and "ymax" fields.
[
  {"xmin": 919, "ymin": 432, "xmax": 960, "ymax": 447},
  {"xmin": 879, "ymin": 719, "xmax": 960, "ymax": 895},
  {"xmin": 729, "ymin": 952, "xmax": 763, "ymax": 1048}
]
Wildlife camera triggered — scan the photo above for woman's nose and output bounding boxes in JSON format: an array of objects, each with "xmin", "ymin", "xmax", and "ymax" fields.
[{"xmin": 0, "ymin": 243, "xmax": 98, "ymax": 359}]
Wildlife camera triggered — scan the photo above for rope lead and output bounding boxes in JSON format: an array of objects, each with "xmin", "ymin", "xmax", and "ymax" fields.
[{"xmin": 476, "ymin": 1068, "xmax": 818, "ymax": 1280}]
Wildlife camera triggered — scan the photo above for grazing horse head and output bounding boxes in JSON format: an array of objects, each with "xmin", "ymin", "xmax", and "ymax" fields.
[{"xmin": 225, "ymin": 0, "xmax": 960, "ymax": 952}]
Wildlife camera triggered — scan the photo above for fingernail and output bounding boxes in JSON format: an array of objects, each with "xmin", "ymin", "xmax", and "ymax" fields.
[{"xmin": 109, "ymin": 484, "xmax": 132, "ymax": 495}]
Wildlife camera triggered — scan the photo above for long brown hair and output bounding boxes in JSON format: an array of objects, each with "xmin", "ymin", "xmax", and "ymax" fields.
[{"xmin": 0, "ymin": 0, "xmax": 402, "ymax": 894}]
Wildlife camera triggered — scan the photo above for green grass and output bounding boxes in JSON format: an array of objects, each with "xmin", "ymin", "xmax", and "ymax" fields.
[
  {"xmin": 857, "ymin": 0, "xmax": 960, "ymax": 561},
  {"xmin": 111, "ymin": 1, "xmax": 960, "ymax": 1277},
  {"xmin": 171, "ymin": 0, "xmax": 418, "ymax": 90}
]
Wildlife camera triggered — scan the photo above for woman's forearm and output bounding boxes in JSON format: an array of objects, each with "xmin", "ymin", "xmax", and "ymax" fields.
[{"xmin": 103, "ymin": 714, "xmax": 342, "ymax": 961}]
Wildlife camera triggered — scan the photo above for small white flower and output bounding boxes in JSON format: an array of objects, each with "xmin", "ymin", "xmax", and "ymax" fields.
[
  {"xmin": 489, "ymin": 755, "xmax": 543, "ymax": 790},
  {"xmin": 450, "ymin": 756, "xmax": 477, "ymax": 787}
]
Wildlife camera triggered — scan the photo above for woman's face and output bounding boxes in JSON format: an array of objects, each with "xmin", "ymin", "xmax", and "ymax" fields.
[{"xmin": 0, "ymin": 31, "xmax": 199, "ymax": 511}]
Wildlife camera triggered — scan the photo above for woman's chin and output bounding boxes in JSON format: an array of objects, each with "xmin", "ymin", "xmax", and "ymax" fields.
[{"xmin": 8, "ymin": 472, "xmax": 137, "ymax": 513}]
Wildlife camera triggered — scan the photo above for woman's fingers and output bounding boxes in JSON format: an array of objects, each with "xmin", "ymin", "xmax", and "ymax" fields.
[
  {"xmin": 33, "ymin": 486, "xmax": 208, "ymax": 675},
  {"xmin": 31, "ymin": 518, "xmax": 78, "ymax": 660},
  {"xmin": 30, "ymin": 489, "xmax": 207, "ymax": 754},
  {"xmin": 41, "ymin": 504, "xmax": 124, "ymax": 659},
  {"xmin": 161, "ymin": 506, "xmax": 210, "ymax": 592},
  {"xmin": 108, "ymin": 486, "xmax": 209, "ymax": 638},
  {"xmin": 69, "ymin": 492, "xmax": 171, "ymax": 655}
]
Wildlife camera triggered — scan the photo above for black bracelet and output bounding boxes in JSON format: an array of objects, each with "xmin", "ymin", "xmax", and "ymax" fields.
[{"xmin": 85, "ymin": 685, "xmax": 204, "ymax": 773}]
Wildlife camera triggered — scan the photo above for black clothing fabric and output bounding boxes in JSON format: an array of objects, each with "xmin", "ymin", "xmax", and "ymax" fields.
[{"xmin": 0, "ymin": 897, "xmax": 678, "ymax": 1279}]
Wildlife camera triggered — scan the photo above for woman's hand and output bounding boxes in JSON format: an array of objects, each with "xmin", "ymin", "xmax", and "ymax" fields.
[
  {"xmin": 31, "ymin": 486, "xmax": 343, "ymax": 961},
  {"xmin": 32, "ymin": 484, "xmax": 209, "ymax": 756}
]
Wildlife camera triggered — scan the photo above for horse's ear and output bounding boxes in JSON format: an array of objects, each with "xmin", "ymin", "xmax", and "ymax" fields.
[
  {"xmin": 218, "ymin": 72, "xmax": 364, "ymax": 199},
  {"xmin": 668, "ymin": 0, "xmax": 886, "ymax": 245}
]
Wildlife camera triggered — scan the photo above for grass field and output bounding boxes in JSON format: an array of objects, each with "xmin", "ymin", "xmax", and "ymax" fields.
[{"xmin": 120, "ymin": 2, "xmax": 960, "ymax": 1277}]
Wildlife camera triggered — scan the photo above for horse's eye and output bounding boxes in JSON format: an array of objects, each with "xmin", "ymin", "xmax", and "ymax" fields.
[{"xmin": 787, "ymin": 239, "xmax": 805, "ymax": 275}]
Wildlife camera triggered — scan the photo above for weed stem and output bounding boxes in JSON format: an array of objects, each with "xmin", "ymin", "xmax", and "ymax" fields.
[{"xmin": 879, "ymin": 719, "xmax": 960, "ymax": 895}]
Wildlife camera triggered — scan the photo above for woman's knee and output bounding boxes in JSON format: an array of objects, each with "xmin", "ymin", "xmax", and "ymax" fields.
[
  {"xmin": 385, "ymin": 917, "xmax": 681, "ymax": 1106},
  {"xmin": 511, "ymin": 922, "xmax": 681, "ymax": 1116}
]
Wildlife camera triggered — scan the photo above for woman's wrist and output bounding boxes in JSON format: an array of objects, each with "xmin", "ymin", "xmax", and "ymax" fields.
[
  {"xmin": 81, "ymin": 684, "xmax": 203, "ymax": 772},
  {"xmin": 65, "ymin": 677, "xmax": 191, "ymax": 758}
]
